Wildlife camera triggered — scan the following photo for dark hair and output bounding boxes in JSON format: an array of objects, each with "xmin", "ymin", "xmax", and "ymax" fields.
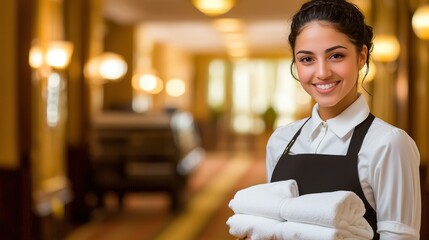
[{"xmin": 288, "ymin": 0, "xmax": 373, "ymax": 80}]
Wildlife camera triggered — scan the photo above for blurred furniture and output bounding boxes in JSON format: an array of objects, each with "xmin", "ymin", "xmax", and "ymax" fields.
[{"xmin": 88, "ymin": 110, "xmax": 204, "ymax": 210}]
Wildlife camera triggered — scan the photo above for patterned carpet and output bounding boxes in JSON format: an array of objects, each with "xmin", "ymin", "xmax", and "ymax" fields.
[{"xmin": 65, "ymin": 150, "xmax": 267, "ymax": 240}]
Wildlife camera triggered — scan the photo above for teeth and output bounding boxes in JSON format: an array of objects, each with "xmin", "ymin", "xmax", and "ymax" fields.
[{"xmin": 315, "ymin": 82, "xmax": 336, "ymax": 90}]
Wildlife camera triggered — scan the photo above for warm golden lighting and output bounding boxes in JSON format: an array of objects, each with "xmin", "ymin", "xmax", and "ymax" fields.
[
  {"xmin": 166, "ymin": 78, "xmax": 186, "ymax": 97},
  {"xmin": 227, "ymin": 47, "xmax": 248, "ymax": 58},
  {"xmin": 223, "ymin": 32, "xmax": 245, "ymax": 42},
  {"xmin": 98, "ymin": 54, "xmax": 127, "ymax": 80},
  {"xmin": 217, "ymin": 24, "xmax": 248, "ymax": 57},
  {"xmin": 192, "ymin": 0, "xmax": 235, "ymax": 16},
  {"xmin": 45, "ymin": 41, "xmax": 74, "ymax": 69},
  {"xmin": 46, "ymin": 72, "xmax": 62, "ymax": 127},
  {"xmin": 29, "ymin": 41, "xmax": 74, "ymax": 69},
  {"xmin": 132, "ymin": 72, "xmax": 163, "ymax": 94},
  {"xmin": 212, "ymin": 18, "xmax": 244, "ymax": 33},
  {"xmin": 412, "ymin": 5, "xmax": 429, "ymax": 40},
  {"xmin": 84, "ymin": 52, "xmax": 127, "ymax": 81},
  {"xmin": 372, "ymin": 35, "xmax": 400, "ymax": 62},
  {"xmin": 29, "ymin": 45, "xmax": 44, "ymax": 69}
]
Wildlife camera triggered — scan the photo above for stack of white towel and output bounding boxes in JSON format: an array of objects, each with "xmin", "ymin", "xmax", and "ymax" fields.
[{"xmin": 226, "ymin": 180, "xmax": 374, "ymax": 240}]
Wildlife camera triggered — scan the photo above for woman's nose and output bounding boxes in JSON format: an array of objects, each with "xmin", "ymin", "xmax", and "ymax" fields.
[{"xmin": 316, "ymin": 61, "xmax": 332, "ymax": 80}]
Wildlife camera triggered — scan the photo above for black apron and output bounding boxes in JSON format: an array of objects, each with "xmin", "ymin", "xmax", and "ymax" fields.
[{"xmin": 271, "ymin": 113, "xmax": 379, "ymax": 240}]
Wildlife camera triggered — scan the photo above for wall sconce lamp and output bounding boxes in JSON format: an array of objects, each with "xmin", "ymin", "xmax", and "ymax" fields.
[
  {"xmin": 192, "ymin": 0, "xmax": 236, "ymax": 16},
  {"xmin": 29, "ymin": 41, "xmax": 74, "ymax": 70},
  {"xmin": 372, "ymin": 35, "xmax": 400, "ymax": 63},
  {"xmin": 412, "ymin": 5, "xmax": 429, "ymax": 40},
  {"xmin": 28, "ymin": 41, "xmax": 73, "ymax": 128},
  {"xmin": 84, "ymin": 52, "xmax": 128, "ymax": 83},
  {"xmin": 132, "ymin": 70, "xmax": 164, "ymax": 94}
]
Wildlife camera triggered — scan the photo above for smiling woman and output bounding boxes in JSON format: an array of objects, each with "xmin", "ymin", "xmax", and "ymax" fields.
[{"xmin": 226, "ymin": 1, "xmax": 422, "ymax": 240}]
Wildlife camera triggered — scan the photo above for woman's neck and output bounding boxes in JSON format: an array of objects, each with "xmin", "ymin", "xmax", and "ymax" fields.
[{"xmin": 318, "ymin": 92, "xmax": 359, "ymax": 121}]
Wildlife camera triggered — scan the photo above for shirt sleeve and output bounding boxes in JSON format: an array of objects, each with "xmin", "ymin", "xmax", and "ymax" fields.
[
  {"xmin": 366, "ymin": 127, "xmax": 421, "ymax": 239},
  {"xmin": 265, "ymin": 130, "xmax": 279, "ymax": 182}
]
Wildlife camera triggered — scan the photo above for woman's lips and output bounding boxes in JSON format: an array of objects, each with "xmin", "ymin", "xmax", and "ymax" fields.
[{"xmin": 314, "ymin": 81, "xmax": 340, "ymax": 90}]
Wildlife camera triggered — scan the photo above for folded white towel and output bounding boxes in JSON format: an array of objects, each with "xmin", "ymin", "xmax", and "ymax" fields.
[
  {"xmin": 279, "ymin": 191, "xmax": 373, "ymax": 239},
  {"xmin": 226, "ymin": 214, "xmax": 281, "ymax": 240},
  {"xmin": 226, "ymin": 215, "xmax": 373, "ymax": 240},
  {"xmin": 275, "ymin": 221, "xmax": 371, "ymax": 240},
  {"xmin": 229, "ymin": 180, "xmax": 299, "ymax": 220}
]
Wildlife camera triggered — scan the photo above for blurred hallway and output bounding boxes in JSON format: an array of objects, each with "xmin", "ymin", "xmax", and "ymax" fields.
[{"xmin": 65, "ymin": 149, "xmax": 267, "ymax": 240}]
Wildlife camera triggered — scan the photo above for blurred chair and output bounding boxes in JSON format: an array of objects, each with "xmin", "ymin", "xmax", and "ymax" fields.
[{"xmin": 88, "ymin": 110, "xmax": 204, "ymax": 210}]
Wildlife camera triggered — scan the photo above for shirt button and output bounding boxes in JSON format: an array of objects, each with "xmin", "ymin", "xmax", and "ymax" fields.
[{"xmin": 322, "ymin": 121, "xmax": 327, "ymax": 128}]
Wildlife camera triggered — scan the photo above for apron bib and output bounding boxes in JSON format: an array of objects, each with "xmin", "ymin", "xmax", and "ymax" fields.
[{"xmin": 271, "ymin": 113, "xmax": 379, "ymax": 240}]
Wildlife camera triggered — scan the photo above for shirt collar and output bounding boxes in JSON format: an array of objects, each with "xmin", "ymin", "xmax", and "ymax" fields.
[{"xmin": 305, "ymin": 94, "xmax": 370, "ymax": 140}]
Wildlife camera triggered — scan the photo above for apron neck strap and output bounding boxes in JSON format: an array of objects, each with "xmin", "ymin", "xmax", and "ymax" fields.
[{"xmin": 346, "ymin": 113, "xmax": 375, "ymax": 156}]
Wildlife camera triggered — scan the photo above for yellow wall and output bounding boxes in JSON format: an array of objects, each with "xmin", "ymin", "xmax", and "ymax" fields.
[
  {"xmin": 408, "ymin": 1, "xmax": 429, "ymax": 166},
  {"xmin": 31, "ymin": 0, "xmax": 71, "ymax": 203},
  {"xmin": 103, "ymin": 20, "xmax": 134, "ymax": 110},
  {"xmin": 101, "ymin": 24, "xmax": 198, "ymax": 113},
  {"xmin": 0, "ymin": 0, "xmax": 18, "ymax": 169},
  {"xmin": 152, "ymin": 43, "xmax": 195, "ymax": 112}
]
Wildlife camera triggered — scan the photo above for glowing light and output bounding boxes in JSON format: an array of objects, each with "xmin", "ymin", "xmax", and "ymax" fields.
[
  {"xmin": 412, "ymin": 5, "xmax": 429, "ymax": 40},
  {"xmin": 29, "ymin": 45, "xmax": 44, "ymax": 69},
  {"xmin": 166, "ymin": 78, "xmax": 186, "ymax": 97},
  {"xmin": 46, "ymin": 73, "xmax": 61, "ymax": 127},
  {"xmin": 192, "ymin": 0, "xmax": 235, "ymax": 16},
  {"xmin": 85, "ymin": 52, "xmax": 127, "ymax": 81},
  {"xmin": 372, "ymin": 35, "xmax": 400, "ymax": 62},
  {"xmin": 45, "ymin": 41, "xmax": 74, "ymax": 69},
  {"xmin": 98, "ymin": 55, "xmax": 127, "ymax": 80},
  {"xmin": 132, "ymin": 73, "xmax": 163, "ymax": 94},
  {"xmin": 29, "ymin": 41, "xmax": 74, "ymax": 69},
  {"xmin": 213, "ymin": 18, "xmax": 244, "ymax": 33}
]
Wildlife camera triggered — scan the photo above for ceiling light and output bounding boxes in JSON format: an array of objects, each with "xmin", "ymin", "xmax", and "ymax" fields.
[
  {"xmin": 212, "ymin": 18, "xmax": 244, "ymax": 32},
  {"xmin": 192, "ymin": 0, "xmax": 236, "ymax": 17}
]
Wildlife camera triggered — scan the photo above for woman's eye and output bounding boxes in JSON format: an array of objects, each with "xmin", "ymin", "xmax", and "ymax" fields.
[
  {"xmin": 299, "ymin": 57, "xmax": 312, "ymax": 63},
  {"xmin": 330, "ymin": 53, "xmax": 344, "ymax": 60}
]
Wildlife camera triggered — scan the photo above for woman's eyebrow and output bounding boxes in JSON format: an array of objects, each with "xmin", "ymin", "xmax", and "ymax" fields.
[
  {"xmin": 325, "ymin": 45, "xmax": 347, "ymax": 53},
  {"xmin": 295, "ymin": 50, "xmax": 313, "ymax": 55},
  {"xmin": 295, "ymin": 45, "xmax": 347, "ymax": 56}
]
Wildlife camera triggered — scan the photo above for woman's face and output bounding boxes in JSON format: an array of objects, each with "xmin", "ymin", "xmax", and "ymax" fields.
[{"xmin": 294, "ymin": 21, "xmax": 367, "ymax": 118}]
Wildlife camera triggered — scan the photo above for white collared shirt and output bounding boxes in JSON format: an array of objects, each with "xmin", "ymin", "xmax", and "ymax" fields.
[{"xmin": 266, "ymin": 94, "xmax": 421, "ymax": 239}]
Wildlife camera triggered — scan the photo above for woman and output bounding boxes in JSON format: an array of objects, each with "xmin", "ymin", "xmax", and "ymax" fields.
[{"xmin": 266, "ymin": 0, "xmax": 421, "ymax": 239}]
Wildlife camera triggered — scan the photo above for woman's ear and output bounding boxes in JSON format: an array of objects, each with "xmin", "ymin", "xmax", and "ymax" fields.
[{"xmin": 358, "ymin": 45, "xmax": 368, "ymax": 70}]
